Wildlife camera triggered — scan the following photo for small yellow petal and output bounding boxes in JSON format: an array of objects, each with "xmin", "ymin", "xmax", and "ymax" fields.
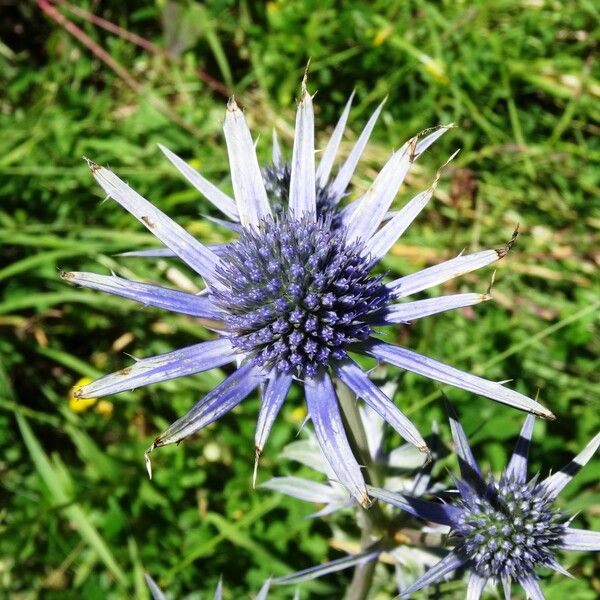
[
  {"xmin": 68, "ymin": 376, "xmax": 96, "ymax": 413},
  {"xmin": 69, "ymin": 397, "xmax": 96, "ymax": 413},
  {"xmin": 94, "ymin": 400, "xmax": 114, "ymax": 418},
  {"xmin": 289, "ymin": 405, "xmax": 307, "ymax": 424}
]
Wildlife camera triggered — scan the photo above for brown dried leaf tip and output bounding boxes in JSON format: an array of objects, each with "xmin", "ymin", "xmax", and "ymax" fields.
[
  {"xmin": 408, "ymin": 136, "xmax": 419, "ymax": 163},
  {"xmin": 496, "ymin": 225, "xmax": 520, "ymax": 258},
  {"xmin": 227, "ymin": 96, "xmax": 238, "ymax": 112},
  {"xmin": 83, "ymin": 157, "xmax": 102, "ymax": 173}
]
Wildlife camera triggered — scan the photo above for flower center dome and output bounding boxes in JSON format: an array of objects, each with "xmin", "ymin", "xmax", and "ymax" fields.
[
  {"xmin": 212, "ymin": 215, "xmax": 390, "ymax": 377},
  {"xmin": 455, "ymin": 477, "xmax": 564, "ymax": 580}
]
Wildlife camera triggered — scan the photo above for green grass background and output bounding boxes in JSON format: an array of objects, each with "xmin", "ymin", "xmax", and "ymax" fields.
[{"xmin": 1, "ymin": 1, "xmax": 599, "ymax": 598}]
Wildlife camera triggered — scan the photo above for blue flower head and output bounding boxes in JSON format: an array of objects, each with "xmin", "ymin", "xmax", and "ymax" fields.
[
  {"xmin": 64, "ymin": 81, "xmax": 553, "ymax": 508},
  {"xmin": 370, "ymin": 405, "xmax": 600, "ymax": 598}
]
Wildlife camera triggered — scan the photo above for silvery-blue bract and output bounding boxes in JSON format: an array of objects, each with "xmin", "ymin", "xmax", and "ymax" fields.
[
  {"xmin": 370, "ymin": 406, "xmax": 600, "ymax": 598},
  {"xmin": 145, "ymin": 573, "xmax": 274, "ymax": 600},
  {"xmin": 64, "ymin": 82, "xmax": 552, "ymax": 507}
]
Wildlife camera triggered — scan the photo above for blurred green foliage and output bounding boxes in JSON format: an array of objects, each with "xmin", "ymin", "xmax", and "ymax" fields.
[{"xmin": 0, "ymin": 1, "xmax": 598, "ymax": 598}]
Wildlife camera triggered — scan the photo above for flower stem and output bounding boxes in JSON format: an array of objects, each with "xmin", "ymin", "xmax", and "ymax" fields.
[
  {"xmin": 337, "ymin": 381, "xmax": 385, "ymax": 600},
  {"xmin": 345, "ymin": 557, "xmax": 377, "ymax": 600}
]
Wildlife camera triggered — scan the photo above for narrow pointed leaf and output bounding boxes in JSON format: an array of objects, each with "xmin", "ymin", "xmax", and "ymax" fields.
[
  {"xmin": 542, "ymin": 432, "xmax": 600, "ymax": 497},
  {"xmin": 273, "ymin": 550, "xmax": 380, "ymax": 585},
  {"xmin": 401, "ymin": 552, "xmax": 466, "ymax": 597},
  {"xmin": 547, "ymin": 558, "xmax": 574, "ymax": 578},
  {"xmin": 502, "ymin": 578, "xmax": 512, "ymax": 600},
  {"xmin": 466, "ymin": 573, "xmax": 487, "ymax": 600},
  {"xmin": 387, "ymin": 248, "xmax": 508, "ymax": 298},
  {"xmin": 144, "ymin": 574, "xmax": 167, "ymax": 600},
  {"xmin": 519, "ymin": 574, "xmax": 546, "ymax": 600},
  {"xmin": 214, "ymin": 578, "xmax": 223, "ymax": 600},
  {"xmin": 364, "ymin": 340, "xmax": 554, "ymax": 418},
  {"xmin": 86, "ymin": 160, "xmax": 220, "ymax": 282},
  {"xmin": 505, "ymin": 414, "xmax": 536, "ymax": 482},
  {"xmin": 255, "ymin": 371, "xmax": 293, "ymax": 455},
  {"xmin": 316, "ymin": 92, "xmax": 354, "ymax": 188},
  {"xmin": 118, "ymin": 247, "xmax": 176, "ymax": 258},
  {"xmin": 345, "ymin": 139, "xmax": 415, "ymax": 243},
  {"xmin": 260, "ymin": 476, "xmax": 344, "ymax": 504},
  {"xmin": 365, "ymin": 186, "xmax": 435, "ymax": 260},
  {"xmin": 256, "ymin": 579, "xmax": 271, "ymax": 600},
  {"xmin": 223, "ymin": 98, "xmax": 271, "ymax": 226},
  {"xmin": 159, "ymin": 144, "xmax": 239, "ymax": 221},
  {"xmin": 62, "ymin": 271, "xmax": 223, "ymax": 320},
  {"xmin": 119, "ymin": 243, "xmax": 228, "ymax": 259},
  {"xmin": 379, "ymin": 293, "xmax": 490, "ymax": 324},
  {"xmin": 152, "ymin": 362, "xmax": 263, "ymax": 448},
  {"xmin": 329, "ymin": 98, "xmax": 385, "ymax": 201},
  {"xmin": 272, "ymin": 129, "xmax": 282, "ymax": 167},
  {"xmin": 333, "ymin": 358, "xmax": 427, "ymax": 451},
  {"xmin": 289, "ymin": 85, "xmax": 316, "ymax": 218},
  {"xmin": 304, "ymin": 371, "xmax": 368, "ymax": 507},
  {"xmin": 204, "ymin": 215, "xmax": 243, "ymax": 233},
  {"xmin": 367, "ymin": 485, "xmax": 461, "ymax": 527},
  {"xmin": 76, "ymin": 338, "xmax": 236, "ymax": 399},
  {"xmin": 446, "ymin": 401, "xmax": 483, "ymax": 482},
  {"xmin": 365, "ymin": 148, "xmax": 460, "ymax": 260},
  {"xmin": 560, "ymin": 528, "xmax": 600, "ymax": 551}
]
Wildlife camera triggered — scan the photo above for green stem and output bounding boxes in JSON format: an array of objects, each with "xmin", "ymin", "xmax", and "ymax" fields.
[
  {"xmin": 337, "ymin": 382, "xmax": 386, "ymax": 600},
  {"xmin": 345, "ymin": 556, "xmax": 377, "ymax": 600}
]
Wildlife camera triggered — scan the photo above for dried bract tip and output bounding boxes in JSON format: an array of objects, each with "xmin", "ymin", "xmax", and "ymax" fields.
[
  {"xmin": 408, "ymin": 136, "xmax": 418, "ymax": 162},
  {"xmin": 486, "ymin": 270, "xmax": 497, "ymax": 296},
  {"xmin": 144, "ymin": 444, "xmax": 155, "ymax": 479},
  {"xmin": 83, "ymin": 156, "xmax": 101, "ymax": 172},
  {"xmin": 301, "ymin": 58, "xmax": 311, "ymax": 93},
  {"xmin": 420, "ymin": 445, "xmax": 433, "ymax": 466},
  {"xmin": 227, "ymin": 96, "xmax": 238, "ymax": 112},
  {"xmin": 253, "ymin": 447, "xmax": 261, "ymax": 489},
  {"xmin": 496, "ymin": 225, "xmax": 520, "ymax": 258}
]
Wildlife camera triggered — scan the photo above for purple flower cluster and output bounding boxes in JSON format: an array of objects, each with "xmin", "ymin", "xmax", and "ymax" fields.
[
  {"xmin": 370, "ymin": 407, "xmax": 600, "ymax": 598},
  {"xmin": 454, "ymin": 475, "xmax": 564, "ymax": 581},
  {"xmin": 213, "ymin": 214, "xmax": 389, "ymax": 377}
]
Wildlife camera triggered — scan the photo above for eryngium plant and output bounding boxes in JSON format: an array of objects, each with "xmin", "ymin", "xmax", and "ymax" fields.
[
  {"xmin": 369, "ymin": 405, "xmax": 600, "ymax": 598},
  {"xmin": 62, "ymin": 81, "xmax": 553, "ymax": 507}
]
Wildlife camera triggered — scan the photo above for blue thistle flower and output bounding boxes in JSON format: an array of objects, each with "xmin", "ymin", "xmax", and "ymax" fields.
[
  {"xmin": 369, "ymin": 405, "xmax": 600, "ymax": 598},
  {"xmin": 63, "ymin": 82, "xmax": 553, "ymax": 508}
]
